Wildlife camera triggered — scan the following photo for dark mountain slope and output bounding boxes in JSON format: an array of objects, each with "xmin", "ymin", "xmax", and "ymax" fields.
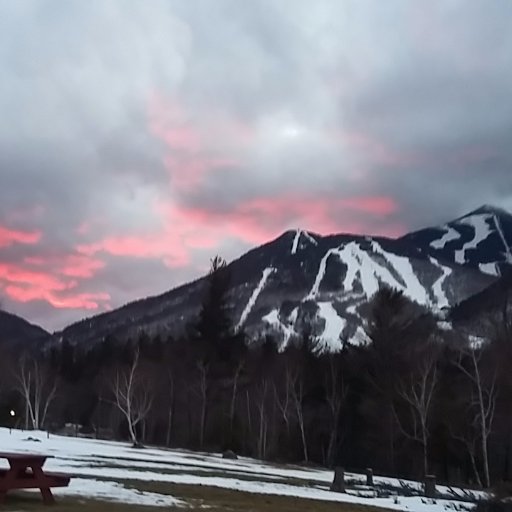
[
  {"xmin": 400, "ymin": 205, "xmax": 512, "ymax": 276},
  {"xmin": 0, "ymin": 309, "xmax": 53, "ymax": 350}
]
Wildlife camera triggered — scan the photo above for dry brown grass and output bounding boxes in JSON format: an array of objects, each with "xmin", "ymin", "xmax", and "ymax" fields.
[{"xmin": 3, "ymin": 484, "xmax": 394, "ymax": 512}]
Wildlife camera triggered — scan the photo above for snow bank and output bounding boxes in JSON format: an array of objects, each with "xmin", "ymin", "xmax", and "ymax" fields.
[{"xmin": 0, "ymin": 428, "xmax": 480, "ymax": 510}]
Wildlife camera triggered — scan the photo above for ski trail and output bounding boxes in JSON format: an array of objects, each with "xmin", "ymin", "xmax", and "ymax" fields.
[
  {"xmin": 372, "ymin": 241, "xmax": 429, "ymax": 304},
  {"xmin": 306, "ymin": 247, "xmax": 341, "ymax": 299},
  {"xmin": 454, "ymin": 214, "xmax": 493, "ymax": 264},
  {"xmin": 428, "ymin": 257, "xmax": 452, "ymax": 308},
  {"xmin": 291, "ymin": 230, "xmax": 317, "ymax": 255},
  {"xmin": 291, "ymin": 230, "xmax": 301, "ymax": 254},
  {"xmin": 237, "ymin": 267, "xmax": 275, "ymax": 329},
  {"xmin": 303, "ymin": 231, "xmax": 318, "ymax": 246},
  {"xmin": 316, "ymin": 302, "xmax": 345, "ymax": 353},
  {"xmin": 430, "ymin": 226, "xmax": 460, "ymax": 249}
]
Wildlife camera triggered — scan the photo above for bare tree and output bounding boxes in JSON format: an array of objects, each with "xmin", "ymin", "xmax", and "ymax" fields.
[
  {"xmin": 273, "ymin": 378, "xmax": 291, "ymax": 438},
  {"xmin": 393, "ymin": 348, "xmax": 438, "ymax": 477},
  {"xmin": 195, "ymin": 360, "xmax": 209, "ymax": 449},
  {"xmin": 449, "ymin": 423, "xmax": 483, "ymax": 488},
  {"xmin": 325, "ymin": 355, "xmax": 348, "ymax": 466},
  {"xmin": 15, "ymin": 355, "xmax": 57, "ymax": 430},
  {"xmin": 112, "ymin": 348, "xmax": 153, "ymax": 446},
  {"xmin": 287, "ymin": 364, "xmax": 308, "ymax": 462},
  {"xmin": 228, "ymin": 358, "xmax": 244, "ymax": 438},
  {"xmin": 256, "ymin": 379, "xmax": 269, "ymax": 459},
  {"xmin": 165, "ymin": 369, "xmax": 175, "ymax": 447},
  {"xmin": 454, "ymin": 346, "xmax": 497, "ymax": 488}
]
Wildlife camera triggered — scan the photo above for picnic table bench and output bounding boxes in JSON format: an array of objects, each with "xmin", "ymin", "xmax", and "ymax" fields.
[{"xmin": 0, "ymin": 452, "xmax": 70, "ymax": 505}]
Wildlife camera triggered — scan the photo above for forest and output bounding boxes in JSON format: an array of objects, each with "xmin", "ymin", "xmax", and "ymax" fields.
[{"xmin": 1, "ymin": 257, "xmax": 511, "ymax": 491}]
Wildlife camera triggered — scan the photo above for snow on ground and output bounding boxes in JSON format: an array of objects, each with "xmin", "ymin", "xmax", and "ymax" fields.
[
  {"xmin": 62, "ymin": 478, "xmax": 179, "ymax": 507},
  {"xmin": 454, "ymin": 215, "xmax": 493, "ymax": 264},
  {"xmin": 291, "ymin": 230, "xmax": 302, "ymax": 254},
  {"xmin": 0, "ymin": 428, "xmax": 481, "ymax": 511},
  {"xmin": 479, "ymin": 262, "xmax": 499, "ymax": 276},
  {"xmin": 315, "ymin": 302, "xmax": 346, "ymax": 352},
  {"xmin": 262, "ymin": 309, "xmax": 296, "ymax": 347},
  {"xmin": 291, "ymin": 230, "xmax": 318, "ymax": 255},
  {"xmin": 306, "ymin": 246, "xmax": 341, "ymax": 299},
  {"xmin": 306, "ymin": 241, "xmax": 432, "ymax": 306},
  {"xmin": 371, "ymin": 242, "xmax": 429, "ymax": 304},
  {"xmin": 236, "ymin": 267, "xmax": 275, "ymax": 330},
  {"xmin": 430, "ymin": 226, "xmax": 460, "ymax": 249}
]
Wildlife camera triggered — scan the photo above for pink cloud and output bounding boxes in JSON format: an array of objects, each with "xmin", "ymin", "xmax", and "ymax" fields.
[
  {"xmin": 1, "ymin": 252, "xmax": 109, "ymax": 311},
  {"xmin": 78, "ymin": 194, "xmax": 403, "ymax": 269},
  {"xmin": 0, "ymin": 225, "xmax": 41, "ymax": 248},
  {"xmin": 5, "ymin": 284, "xmax": 110, "ymax": 310}
]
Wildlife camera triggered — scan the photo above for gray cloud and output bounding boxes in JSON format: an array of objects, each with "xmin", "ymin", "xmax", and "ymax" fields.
[{"xmin": 1, "ymin": 0, "xmax": 512, "ymax": 330}]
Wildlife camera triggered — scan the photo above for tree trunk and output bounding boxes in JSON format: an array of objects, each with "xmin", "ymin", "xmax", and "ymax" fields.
[{"xmin": 199, "ymin": 367, "xmax": 208, "ymax": 449}]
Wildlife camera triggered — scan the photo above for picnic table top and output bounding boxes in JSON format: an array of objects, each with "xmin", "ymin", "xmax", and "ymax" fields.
[{"xmin": 0, "ymin": 452, "xmax": 53, "ymax": 461}]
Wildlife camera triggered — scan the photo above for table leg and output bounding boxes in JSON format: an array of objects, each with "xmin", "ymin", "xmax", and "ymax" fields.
[
  {"xmin": 0, "ymin": 466, "xmax": 17, "ymax": 505},
  {"xmin": 40, "ymin": 486, "xmax": 55, "ymax": 505},
  {"xmin": 31, "ymin": 463, "xmax": 55, "ymax": 506}
]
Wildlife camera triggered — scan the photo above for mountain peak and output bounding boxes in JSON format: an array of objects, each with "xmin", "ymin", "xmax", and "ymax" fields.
[{"xmin": 462, "ymin": 204, "xmax": 512, "ymax": 219}]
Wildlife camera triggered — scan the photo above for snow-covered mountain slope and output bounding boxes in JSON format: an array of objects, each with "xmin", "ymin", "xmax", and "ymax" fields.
[
  {"xmin": 60, "ymin": 208, "xmax": 501, "ymax": 352},
  {"xmin": 401, "ymin": 205, "xmax": 512, "ymax": 276},
  {"xmin": 228, "ymin": 232, "xmax": 491, "ymax": 351}
]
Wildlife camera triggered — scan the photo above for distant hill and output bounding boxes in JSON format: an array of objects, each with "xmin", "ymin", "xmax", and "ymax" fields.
[
  {"xmin": 58, "ymin": 205, "xmax": 512, "ymax": 351},
  {"xmin": 0, "ymin": 309, "xmax": 54, "ymax": 350}
]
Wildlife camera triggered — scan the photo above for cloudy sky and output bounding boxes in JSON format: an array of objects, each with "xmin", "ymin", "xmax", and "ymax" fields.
[{"xmin": 1, "ymin": 0, "xmax": 512, "ymax": 331}]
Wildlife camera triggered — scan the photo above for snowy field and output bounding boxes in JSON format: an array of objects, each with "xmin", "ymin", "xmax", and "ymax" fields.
[{"xmin": 0, "ymin": 427, "xmax": 482, "ymax": 511}]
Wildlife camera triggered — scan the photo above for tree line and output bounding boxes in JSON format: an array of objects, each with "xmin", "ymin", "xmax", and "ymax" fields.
[{"xmin": 1, "ymin": 257, "xmax": 511, "ymax": 490}]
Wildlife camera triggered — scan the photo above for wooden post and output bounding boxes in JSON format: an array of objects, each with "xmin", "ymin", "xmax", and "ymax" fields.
[
  {"xmin": 366, "ymin": 468, "xmax": 373, "ymax": 486},
  {"xmin": 330, "ymin": 467, "xmax": 345, "ymax": 493},
  {"xmin": 424, "ymin": 475, "xmax": 436, "ymax": 498}
]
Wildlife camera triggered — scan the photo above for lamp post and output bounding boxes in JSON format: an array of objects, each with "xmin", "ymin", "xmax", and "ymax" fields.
[{"xmin": 9, "ymin": 410, "xmax": 15, "ymax": 434}]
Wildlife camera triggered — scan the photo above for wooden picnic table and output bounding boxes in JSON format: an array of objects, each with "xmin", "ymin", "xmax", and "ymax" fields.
[{"xmin": 0, "ymin": 452, "xmax": 70, "ymax": 505}]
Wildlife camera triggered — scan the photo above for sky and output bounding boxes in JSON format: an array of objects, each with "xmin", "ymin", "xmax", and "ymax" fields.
[{"xmin": 1, "ymin": 0, "xmax": 512, "ymax": 332}]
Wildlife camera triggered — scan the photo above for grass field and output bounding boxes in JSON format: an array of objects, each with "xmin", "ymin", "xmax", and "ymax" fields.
[
  {"xmin": 0, "ymin": 428, "xmax": 477, "ymax": 511},
  {"xmin": 5, "ymin": 484, "xmax": 394, "ymax": 512}
]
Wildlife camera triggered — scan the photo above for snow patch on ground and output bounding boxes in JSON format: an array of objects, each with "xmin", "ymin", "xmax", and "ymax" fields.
[
  {"xmin": 348, "ymin": 325, "xmax": 370, "ymax": 346},
  {"xmin": 479, "ymin": 262, "xmax": 499, "ymax": 276},
  {"xmin": 431, "ymin": 226, "xmax": 460, "ymax": 249},
  {"xmin": 237, "ymin": 267, "xmax": 275, "ymax": 329},
  {"xmin": 263, "ymin": 309, "xmax": 296, "ymax": 347},
  {"xmin": 61, "ymin": 478, "xmax": 182, "ymax": 507},
  {"xmin": 438, "ymin": 321, "xmax": 452, "ymax": 331}
]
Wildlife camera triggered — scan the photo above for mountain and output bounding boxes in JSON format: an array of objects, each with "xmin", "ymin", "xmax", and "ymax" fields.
[
  {"xmin": 0, "ymin": 309, "xmax": 54, "ymax": 350},
  {"xmin": 449, "ymin": 270, "xmax": 512, "ymax": 338},
  {"xmin": 400, "ymin": 205, "xmax": 512, "ymax": 276},
  {"xmin": 60, "ymin": 205, "xmax": 512, "ymax": 351}
]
